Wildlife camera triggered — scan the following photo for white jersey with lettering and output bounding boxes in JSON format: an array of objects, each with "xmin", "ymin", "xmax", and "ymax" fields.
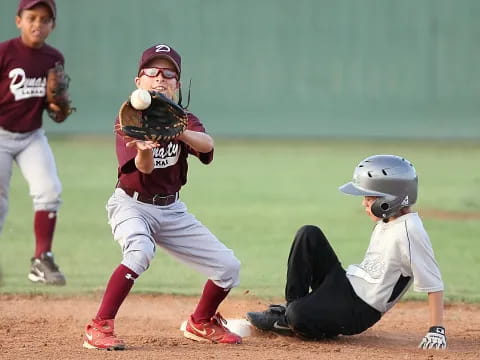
[{"xmin": 346, "ymin": 212, "xmax": 444, "ymax": 314}]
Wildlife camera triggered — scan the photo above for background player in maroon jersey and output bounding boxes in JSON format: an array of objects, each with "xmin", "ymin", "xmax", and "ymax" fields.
[
  {"xmin": 0, "ymin": 0, "xmax": 69, "ymax": 285},
  {"xmin": 82, "ymin": 43, "xmax": 242, "ymax": 350}
]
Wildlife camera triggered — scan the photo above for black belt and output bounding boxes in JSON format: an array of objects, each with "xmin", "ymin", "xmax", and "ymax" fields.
[{"xmin": 118, "ymin": 184, "xmax": 178, "ymax": 206}]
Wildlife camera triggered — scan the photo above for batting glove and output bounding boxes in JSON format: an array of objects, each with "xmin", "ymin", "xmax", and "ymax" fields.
[{"xmin": 418, "ymin": 326, "xmax": 447, "ymax": 350}]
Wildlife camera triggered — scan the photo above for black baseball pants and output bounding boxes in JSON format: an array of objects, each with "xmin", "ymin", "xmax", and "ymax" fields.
[{"xmin": 284, "ymin": 225, "xmax": 381, "ymax": 339}]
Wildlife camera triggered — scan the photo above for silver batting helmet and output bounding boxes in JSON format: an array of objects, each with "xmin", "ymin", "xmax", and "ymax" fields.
[{"xmin": 339, "ymin": 155, "xmax": 418, "ymax": 218}]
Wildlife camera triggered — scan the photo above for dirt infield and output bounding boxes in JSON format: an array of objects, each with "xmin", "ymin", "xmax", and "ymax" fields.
[{"xmin": 0, "ymin": 294, "xmax": 479, "ymax": 360}]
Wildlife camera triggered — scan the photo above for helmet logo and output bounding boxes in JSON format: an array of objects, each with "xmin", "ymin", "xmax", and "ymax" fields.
[
  {"xmin": 155, "ymin": 44, "xmax": 171, "ymax": 53},
  {"xmin": 401, "ymin": 195, "xmax": 409, "ymax": 206},
  {"xmin": 353, "ymin": 173, "xmax": 360, "ymax": 184}
]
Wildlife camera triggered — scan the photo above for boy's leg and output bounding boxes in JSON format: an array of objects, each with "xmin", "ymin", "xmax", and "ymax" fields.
[
  {"xmin": 95, "ymin": 264, "xmax": 139, "ymax": 321},
  {"xmin": 184, "ymin": 279, "xmax": 242, "ymax": 344},
  {"xmin": 83, "ymin": 264, "xmax": 137, "ymax": 351},
  {"xmin": 16, "ymin": 131, "xmax": 64, "ymax": 285},
  {"xmin": 33, "ymin": 210, "xmax": 57, "ymax": 257},
  {"xmin": 98, "ymin": 216, "xmax": 155, "ymax": 316},
  {"xmin": 154, "ymin": 202, "xmax": 241, "ymax": 343},
  {"xmin": 286, "ymin": 225, "xmax": 341, "ymax": 303},
  {"xmin": 0, "ymin": 128, "xmax": 21, "ymax": 234},
  {"xmin": 191, "ymin": 279, "xmax": 230, "ymax": 323},
  {"xmin": 0, "ymin": 149, "xmax": 13, "ymax": 234},
  {"xmin": 286, "ymin": 267, "xmax": 381, "ymax": 339},
  {"xmin": 84, "ymin": 212, "xmax": 154, "ymax": 350},
  {"xmin": 155, "ymin": 201, "xmax": 241, "ymax": 291},
  {"xmin": 286, "ymin": 267, "xmax": 352, "ymax": 339},
  {"xmin": 285, "ymin": 225, "xmax": 381, "ymax": 339},
  {"xmin": 248, "ymin": 224, "xmax": 381, "ymax": 339},
  {"xmin": 247, "ymin": 225, "xmax": 341, "ymax": 334}
]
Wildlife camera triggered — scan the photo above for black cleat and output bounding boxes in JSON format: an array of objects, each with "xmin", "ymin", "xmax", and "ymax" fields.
[
  {"xmin": 246, "ymin": 304, "xmax": 293, "ymax": 335},
  {"xmin": 28, "ymin": 252, "xmax": 66, "ymax": 286}
]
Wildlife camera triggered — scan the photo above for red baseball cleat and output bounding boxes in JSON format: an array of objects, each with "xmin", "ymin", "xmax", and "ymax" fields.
[
  {"xmin": 83, "ymin": 319, "xmax": 125, "ymax": 350},
  {"xmin": 184, "ymin": 313, "xmax": 242, "ymax": 344}
]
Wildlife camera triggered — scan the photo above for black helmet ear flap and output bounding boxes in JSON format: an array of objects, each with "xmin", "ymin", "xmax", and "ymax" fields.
[{"xmin": 371, "ymin": 195, "xmax": 408, "ymax": 219}]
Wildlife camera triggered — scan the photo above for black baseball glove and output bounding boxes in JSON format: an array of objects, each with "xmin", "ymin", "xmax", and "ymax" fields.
[{"xmin": 118, "ymin": 91, "xmax": 188, "ymax": 143}]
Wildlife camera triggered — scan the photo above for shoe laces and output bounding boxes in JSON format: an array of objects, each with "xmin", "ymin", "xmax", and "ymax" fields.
[
  {"xmin": 36, "ymin": 252, "xmax": 60, "ymax": 272},
  {"xmin": 267, "ymin": 304, "xmax": 287, "ymax": 315},
  {"xmin": 92, "ymin": 319, "xmax": 115, "ymax": 335},
  {"xmin": 211, "ymin": 313, "xmax": 229, "ymax": 330}
]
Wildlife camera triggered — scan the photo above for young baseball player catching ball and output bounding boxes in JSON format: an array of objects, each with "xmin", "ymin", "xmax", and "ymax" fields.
[
  {"xmin": 0, "ymin": 0, "xmax": 74, "ymax": 286},
  {"xmin": 82, "ymin": 43, "xmax": 242, "ymax": 350},
  {"xmin": 247, "ymin": 155, "xmax": 447, "ymax": 350}
]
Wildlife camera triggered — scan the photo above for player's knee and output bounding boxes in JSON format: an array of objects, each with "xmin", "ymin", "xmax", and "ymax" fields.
[
  {"xmin": 217, "ymin": 255, "xmax": 241, "ymax": 288},
  {"xmin": 226, "ymin": 256, "xmax": 241, "ymax": 278},
  {"xmin": 122, "ymin": 248, "xmax": 154, "ymax": 275},
  {"xmin": 121, "ymin": 237, "xmax": 155, "ymax": 275},
  {"xmin": 295, "ymin": 225, "xmax": 329, "ymax": 247},
  {"xmin": 32, "ymin": 184, "xmax": 62, "ymax": 211},
  {"xmin": 296, "ymin": 225, "xmax": 323, "ymax": 238}
]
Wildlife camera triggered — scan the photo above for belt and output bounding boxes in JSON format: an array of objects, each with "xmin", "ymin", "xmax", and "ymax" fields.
[{"xmin": 118, "ymin": 184, "xmax": 178, "ymax": 206}]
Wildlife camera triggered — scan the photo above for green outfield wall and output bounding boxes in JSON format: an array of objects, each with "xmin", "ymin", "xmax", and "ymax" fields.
[{"xmin": 1, "ymin": 0, "xmax": 479, "ymax": 138}]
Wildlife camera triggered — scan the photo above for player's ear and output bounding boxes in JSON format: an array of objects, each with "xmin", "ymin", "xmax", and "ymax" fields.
[
  {"xmin": 176, "ymin": 80, "xmax": 181, "ymax": 90},
  {"xmin": 15, "ymin": 15, "xmax": 22, "ymax": 29},
  {"xmin": 134, "ymin": 77, "xmax": 141, "ymax": 87}
]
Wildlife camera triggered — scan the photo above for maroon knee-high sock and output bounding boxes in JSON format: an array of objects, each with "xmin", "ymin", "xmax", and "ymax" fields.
[
  {"xmin": 192, "ymin": 280, "xmax": 230, "ymax": 323},
  {"xmin": 34, "ymin": 210, "xmax": 57, "ymax": 258},
  {"xmin": 96, "ymin": 264, "xmax": 139, "ymax": 321}
]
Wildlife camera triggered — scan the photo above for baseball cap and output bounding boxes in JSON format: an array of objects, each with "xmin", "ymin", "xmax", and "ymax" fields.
[
  {"xmin": 17, "ymin": 0, "xmax": 57, "ymax": 19},
  {"xmin": 138, "ymin": 44, "xmax": 181, "ymax": 77}
]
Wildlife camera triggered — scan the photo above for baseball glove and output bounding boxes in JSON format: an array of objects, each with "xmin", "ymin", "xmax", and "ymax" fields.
[
  {"xmin": 118, "ymin": 91, "xmax": 188, "ymax": 143},
  {"xmin": 46, "ymin": 62, "xmax": 75, "ymax": 123}
]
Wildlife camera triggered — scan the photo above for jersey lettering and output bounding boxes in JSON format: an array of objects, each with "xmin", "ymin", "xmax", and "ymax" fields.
[
  {"xmin": 357, "ymin": 254, "xmax": 385, "ymax": 280},
  {"xmin": 9, "ymin": 67, "xmax": 46, "ymax": 101},
  {"xmin": 152, "ymin": 142, "xmax": 180, "ymax": 168}
]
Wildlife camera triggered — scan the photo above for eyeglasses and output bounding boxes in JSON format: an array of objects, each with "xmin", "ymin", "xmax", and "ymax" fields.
[{"xmin": 139, "ymin": 67, "xmax": 178, "ymax": 80}]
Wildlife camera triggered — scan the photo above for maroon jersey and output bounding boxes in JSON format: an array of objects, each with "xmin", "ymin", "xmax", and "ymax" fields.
[
  {"xmin": 0, "ymin": 37, "xmax": 64, "ymax": 132},
  {"xmin": 116, "ymin": 112, "xmax": 214, "ymax": 195}
]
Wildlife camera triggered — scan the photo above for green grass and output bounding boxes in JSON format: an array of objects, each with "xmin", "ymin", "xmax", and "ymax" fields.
[{"xmin": 1, "ymin": 137, "xmax": 479, "ymax": 303}]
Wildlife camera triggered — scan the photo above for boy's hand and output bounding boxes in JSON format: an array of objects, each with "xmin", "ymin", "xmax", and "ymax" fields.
[
  {"xmin": 418, "ymin": 326, "xmax": 447, "ymax": 350},
  {"xmin": 125, "ymin": 138, "xmax": 160, "ymax": 150},
  {"xmin": 118, "ymin": 91, "xmax": 187, "ymax": 143}
]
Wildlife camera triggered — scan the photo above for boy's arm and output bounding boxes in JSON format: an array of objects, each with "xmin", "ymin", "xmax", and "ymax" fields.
[
  {"xmin": 126, "ymin": 139, "xmax": 160, "ymax": 174},
  {"xmin": 428, "ymin": 290, "xmax": 444, "ymax": 326},
  {"xmin": 418, "ymin": 291, "xmax": 447, "ymax": 350},
  {"xmin": 177, "ymin": 130, "xmax": 214, "ymax": 153}
]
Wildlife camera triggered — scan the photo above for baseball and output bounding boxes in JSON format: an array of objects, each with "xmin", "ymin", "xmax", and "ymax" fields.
[{"xmin": 130, "ymin": 89, "xmax": 151, "ymax": 110}]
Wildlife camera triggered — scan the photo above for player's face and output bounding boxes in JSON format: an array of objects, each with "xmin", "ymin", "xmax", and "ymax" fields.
[
  {"xmin": 362, "ymin": 196, "xmax": 381, "ymax": 222},
  {"xmin": 16, "ymin": 5, "xmax": 55, "ymax": 49},
  {"xmin": 135, "ymin": 58, "xmax": 180, "ymax": 100}
]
